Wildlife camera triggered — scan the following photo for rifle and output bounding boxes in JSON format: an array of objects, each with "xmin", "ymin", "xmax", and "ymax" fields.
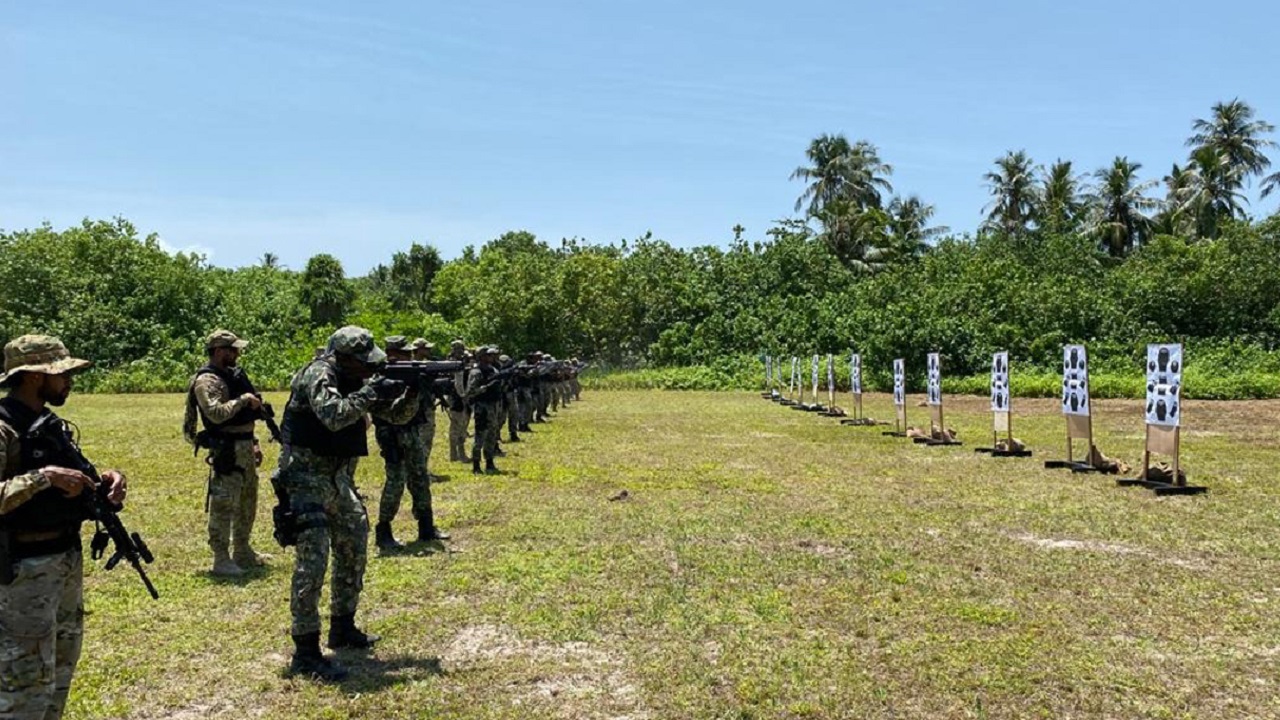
[
  {"xmin": 378, "ymin": 360, "xmax": 467, "ymax": 409},
  {"xmin": 37, "ymin": 415, "xmax": 159, "ymax": 599}
]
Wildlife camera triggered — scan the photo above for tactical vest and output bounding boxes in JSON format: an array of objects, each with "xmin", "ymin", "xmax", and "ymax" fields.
[
  {"xmin": 0, "ymin": 397, "xmax": 88, "ymax": 533},
  {"xmin": 473, "ymin": 365, "xmax": 502, "ymax": 404},
  {"xmin": 190, "ymin": 364, "xmax": 260, "ymax": 433},
  {"xmin": 280, "ymin": 362, "xmax": 369, "ymax": 458}
]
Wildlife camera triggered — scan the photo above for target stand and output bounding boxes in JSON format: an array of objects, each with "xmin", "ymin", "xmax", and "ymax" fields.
[
  {"xmin": 839, "ymin": 394, "xmax": 884, "ymax": 426},
  {"xmin": 1043, "ymin": 414, "xmax": 1104, "ymax": 473},
  {"xmin": 1117, "ymin": 425, "xmax": 1205, "ymax": 495},
  {"xmin": 882, "ymin": 404, "xmax": 909, "ymax": 437},
  {"xmin": 975, "ymin": 411, "xmax": 1032, "ymax": 457}
]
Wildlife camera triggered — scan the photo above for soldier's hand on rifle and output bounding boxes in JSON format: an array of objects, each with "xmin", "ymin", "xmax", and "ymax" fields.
[
  {"xmin": 368, "ymin": 375, "xmax": 407, "ymax": 400},
  {"xmin": 242, "ymin": 393, "xmax": 263, "ymax": 411},
  {"xmin": 42, "ymin": 466, "xmax": 94, "ymax": 498},
  {"xmin": 100, "ymin": 469, "xmax": 128, "ymax": 505}
]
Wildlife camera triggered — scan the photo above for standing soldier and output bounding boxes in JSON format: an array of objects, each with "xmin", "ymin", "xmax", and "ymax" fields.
[
  {"xmin": 276, "ymin": 326, "xmax": 414, "ymax": 682},
  {"xmin": 500, "ymin": 354, "xmax": 521, "ymax": 443},
  {"xmin": 373, "ymin": 337, "xmax": 448, "ymax": 552},
  {"xmin": 184, "ymin": 330, "xmax": 269, "ymax": 577},
  {"xmin": 466, "ymin": 346, "xmax": 504, "ymax": 474},
  {"xmin": 0, "ymin": 334, "xmax": 128, "ymax": 719},
  {"xmin": 411, "ymin": 338, "xmax": 439, "ymax": 476},
  {"xmin": 446, "ymin": 340, "xmax": 471, "ymax": 463}
]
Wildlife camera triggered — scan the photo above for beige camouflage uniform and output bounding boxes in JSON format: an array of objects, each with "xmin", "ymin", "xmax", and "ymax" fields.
[{"xmin": 189, "ymin": 372, "xmax": 260, "ymax": 570}]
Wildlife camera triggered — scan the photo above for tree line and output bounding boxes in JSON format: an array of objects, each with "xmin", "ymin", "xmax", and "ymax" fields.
[{"xmin": 1, "ymin": 100, "xmax": 1278, "ymax": 394}]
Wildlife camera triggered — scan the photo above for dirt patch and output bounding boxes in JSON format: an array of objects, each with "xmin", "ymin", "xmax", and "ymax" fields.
[
  {"xmin": 444, "ymin": 624, "xmax": 650, "ymax": 719},
  {"xmin": 1005, "ymin": 531, "xmax": 1206, "ymax": 570}
]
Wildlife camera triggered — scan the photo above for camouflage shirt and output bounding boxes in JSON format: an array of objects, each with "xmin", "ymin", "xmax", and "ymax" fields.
[
  {"xmin": 285, "ymin": 358, "xmax": 418, "ymax": 431},
  {"xmin": 0, "ymin": 410, "xmax": 53, "ymax": 515}
]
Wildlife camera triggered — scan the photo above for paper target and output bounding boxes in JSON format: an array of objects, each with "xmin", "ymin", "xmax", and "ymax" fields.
[
  {"xmin": 850, "ymin": 353, "xmax": 862, "ymax": 395},
  {"xmin": 826, "ymin": 354, "xmax": 835, "ymax": 392},
  {"xmin": 990, "ymin": 351, "xmax": 1010, "ymax": 412},
  {"xmin": 790, "ymin": 356, "xmax": 798, "ymax": 394},
  {"xmin": 1145, "ymin": 343, "xmax": 1183, "ymax": 427},
  {"xmin": 926, "ymin": 352, "xmax": 942, "ymax": 406},
  {"xmin": 810, "ymin": 354, "xmax": 820, "ymax": 397},
  {"xmin": 764, "ymin": 355, "xmax": 772, "ymax": 386},
  {"xmin": 1061, "ymin": 344, "xmax": 1090, "ymax": 417},
  {"xmin": 893, "ymin": 358, "xmax": 905, "ymax": 407}
]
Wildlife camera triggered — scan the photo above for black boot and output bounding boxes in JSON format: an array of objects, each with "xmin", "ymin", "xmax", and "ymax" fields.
[
  {"xmin": 493, "ymin": 444, "xmax": 506, "ymax": 457},
  {"xmin": 375, "ymin": 522, "xmax": 405, "ymax": 552},
  {"xmin": 508, "ymin": 432, "xmax": 521, "ymax": 442},
  {"xmin": 519, "ymin": 424, "xmax": 532, "ymax": 432},
  {"xmin": 327, "ymin": 613, "xmax": 381, "ymax": 650},
  {"xmin": 472, "ymin": 455, "xmax": 483, "ymax": 475},
  {"xmin": 417, "ymin": 511, "xmax": 450, "ymax": 542},
  {"xmin": 289, "ymin": 632, "xmax": 348, "ymax": 682},
  {"xmin": 485, "ymin": 451, "xmax": 499, "ymax": 475}
]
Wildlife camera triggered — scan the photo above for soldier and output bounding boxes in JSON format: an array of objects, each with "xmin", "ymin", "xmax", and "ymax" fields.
[
  {"xmin": 500, "ymin": 354, "xmax": 521, "ymax": 443},
  {"xmin": 569, "ymin": 357, "xmax": 583, "ymax": 401},
  {"xmin": 183, "ymin": 330, "xmax": 269, "ymax": 577},
  {"xmin": 516, "ymin": 352, "xmax": 538, "ymax": 433},
  {"xmin": 276, "ymin": 326, "xmax": 415, "ymax": 682},
  {"xmin": 445, "ymin": 340, "xmax": 471, "ymax": 463},
  {"xmin": 466, "ymin": 346, "xmax": 505, "ymax": 474},
  {"xmin": 0, "ymin": 335, "xmax": 128, "ymax": 719},
  {"xmin": 373, "ymin": 337, "xmax": 448, "ymax": 552},
  {"xmin": 410, "ymin": 339, "xmax": 440, "ymax": 476}
]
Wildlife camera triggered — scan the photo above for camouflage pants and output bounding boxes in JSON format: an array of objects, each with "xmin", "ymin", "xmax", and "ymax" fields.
[
  {"xmin": 505, "ymin": 392, "xmax": 519, "ymax": 436},
  {"xmin": 517, "ymin": 388, "xmax": 534, "ymax": 426},
  {"xmin": 471, "ymin": 403, "xmax": 499, "ymax": 459},
  {"xmin": 377, "ymin": 424, "xmax": 432, "ymax": 526},
  {"xmin": 418, "ymin": 415, "xmax": 435, "ymax": 475},
  {"xmin": 571, "ymin": 377, "xmax": 581, "ymax": 400},
  {"xmin": 207, "ymin": 439, "xmax": 258, "ymax": 557},
  {"xmin": 0, "ymin": 549, "xmax": 82, "ymax": 720},
  {"xmin": 448, "ymin": 408, "xmax": 469, "ymax": 445},
  {"xmin": 535, "ymin": 385, "xmax": 550, "ymax": 419},
  {"xmin": 280, "ymin": 451, "xmax": 368, "ymax": 636}
]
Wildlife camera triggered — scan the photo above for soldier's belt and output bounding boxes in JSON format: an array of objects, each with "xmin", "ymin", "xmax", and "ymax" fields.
[{"xmin": 12, "ymin": 530, "xmax": 81, "ymax": 560}]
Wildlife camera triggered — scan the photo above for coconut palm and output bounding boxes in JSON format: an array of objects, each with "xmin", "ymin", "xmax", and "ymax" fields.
[
  {"xmin": 1086, "ymin": 157, "xmax": 1160, "ymax": 257},
  {"xmin": 259, "ymin": 252, "xmax": 281, "ymax": 269},
  {"xmin": 1185, "ymin": 146, "xmax": 1249, "ymax": 238},
  {"xmin": 1263, "ymin": 170, "xmax": 1280, "ymax": 199},
  {"xmin": 1157, "ymin": 163, "xmax": 1198, "ymax": 236},
  {"xmin": 982, "ymin": 150, "xmax": 1040, "ymax": 235},
  {"xmin": 1187, "ymin": 99, "xmax": 1276, "ymax": 184},
  {"xmin": 812, "ymin": 199, "xmax": 891, "ymax": 274},
  {"xmin": 887, "ymin": 195, "xmax": 948, "ymax": 258},
  {"xmin": 791, "ymin": 135, "xmax": 894, "ymax": 217},
  {"xmin": 1038, "ymin": 160, "xmax": 1086, "ymax": 232}
]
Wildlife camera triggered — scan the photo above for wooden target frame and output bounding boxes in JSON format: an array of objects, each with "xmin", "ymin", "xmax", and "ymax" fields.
[
  {"xmin": 760, "ymin": 354, "xmax": 773, "ymax": 399},
  {"xmin": 1118, "ymin": 343, "xmax": 1206, "ymax": 495},
  {"xmin": 916, "ymin": 352, "xmax": 961, "ymax": 446},
  {"xmin": 840, "ymin": 351, "xmax": 882, "ymax": 426},
  {"xmin": 819, "ymin": 354, "xmax": 845, "ymax": 417},
  {"xmin": 1044, "ymin": 344, "xmax": 1103, "ymax": 472},
  {"xmin": 883, "ymin": 358, "xmax": 909, "ymax": 437},
  {"xmin": 976, "ymin": 351, "xmax": 1030, "ymax": 457}
]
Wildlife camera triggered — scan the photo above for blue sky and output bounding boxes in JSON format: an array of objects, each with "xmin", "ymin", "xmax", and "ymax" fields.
[{"xmin": 3, "ymin": 1, "xmax": 1278, "ymax": 272}]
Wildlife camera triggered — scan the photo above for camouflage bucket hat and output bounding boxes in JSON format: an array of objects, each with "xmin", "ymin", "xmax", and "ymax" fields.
[
  {"xmin": 206, "ymin": 329, "xmax": 249, "ymax": 351},
  {"xmin": 0, "ymin": 335, "xmax": 93, "ymax": 384},
  {"xmin": 384, "ymin": 335, "xmax": 409, "ymax": 352},
  {"xmin": 412, "ymin": 337, "xmax": 434, "ymax": 350},
  {"xmin": 327, "ymin": 326, "xmax": 387, "ymax": 365}
]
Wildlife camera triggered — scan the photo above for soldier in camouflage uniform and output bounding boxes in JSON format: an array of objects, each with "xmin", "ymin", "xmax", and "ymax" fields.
[
  {"xmin": 466, "ymin": 346, "xmax": 504, "ymax": 474},
  {"xmin": 276, "ymin": 326, "xmax": 415, "ymax": 682},
  {"xmin": 373, "ymin": 338, "xmax": 448, "ymax": 552},
  {"xmin": 0, "ymin": 335, "xmax": 128, "ymax": 720},
  {"xmin": 410, "ymin": 338, "xmax": 439, "ymax": 476},
  {"xmin": 499, "ymin": 355, "xmax": 522, "ymax": 443},
  {"xmin": 184, "ymin": 330, "xmax": 269, "ymax": 577},
  {"xmin": 446, "ymin": 340, "xmax": 471, "ymax": 463}
]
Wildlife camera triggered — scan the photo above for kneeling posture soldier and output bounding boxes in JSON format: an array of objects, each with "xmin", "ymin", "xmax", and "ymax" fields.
[
  {"xmin": 373, "ymin": 337, "xmax": 448, "ymax": 551},
  {"xmin": 275, "ymin": 326, "xmax": 415, "ymax": 682},
  {"xmin": 184, "ymin": 330, "xmax": 269, "ymax": 576},
  {"xmin": 0, "ymin": 335, "xmax": 128, "ymax": 719}
]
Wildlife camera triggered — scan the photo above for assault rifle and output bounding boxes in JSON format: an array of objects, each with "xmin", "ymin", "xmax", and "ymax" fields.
[
  {"xmin": 379, "ymin": 360, "xmax": 466, "ymax": 407},
  {"xmin": 42, "ymin": 416, "xmax": 160, "ymax": 599}
]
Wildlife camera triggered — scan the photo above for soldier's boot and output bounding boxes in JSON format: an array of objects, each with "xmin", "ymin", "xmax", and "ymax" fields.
[
  {"xmin": 289, "ymin": 632, "xmax": 348, "ymax": 682},
  {"xmin": 211, "ymin": 548, "xmax": 245, "ymax": 577},
  {"xmin": 493, "ymin": 443, "xmax": 506, "ymax": 457},
  {"xmin": 484, "ymin": 451, "xmax": 499, "ymax": 475},
  {"xmin": 519, "ymin": 423, "xmax": 532, "ymax": 432},
  {"xmin": 417, "ymin": 510, "xmax": 450, "ymax": 542},
  {"xmin": 233, "ymin": 539, "xmax": 273, "ymax": 568},
  {"xmin": 327, "ymin": 613, "xmax": 381, "ymax": 650},
  {"xmin": 448, "ymin": 442, "xmax": 459, "ymax": 462},
  {"xmin": 457, "ymin": 440, "xmax": 471, "ymax": 463},
  {"xmin": 508, "ymin": 431, "xmax": 521, "ymax": 443},
  {"xmin": 472, "ymin": 455, "xmax": 483, "ymax": 475},
  {"xmin": 375, "ymin": 522, "xmax": 405, "ymax": 552}
]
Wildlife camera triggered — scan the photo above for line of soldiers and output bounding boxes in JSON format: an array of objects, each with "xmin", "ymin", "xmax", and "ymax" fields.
[{"xmin": 183, "ymin": 327, "xmax": 585, "ymax": 683}]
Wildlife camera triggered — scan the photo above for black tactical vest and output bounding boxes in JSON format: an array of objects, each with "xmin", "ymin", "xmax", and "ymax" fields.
[
  {"xmin": 280, "ymin": 362, "xmax": 369, "ymax": 458},
  {"xmin": 0, "ymin": 397, "xmax": 88, "ymax": 533},
  {"xmin": 190, "ymin": 364, "xmax": 260, "ymax": 432}
]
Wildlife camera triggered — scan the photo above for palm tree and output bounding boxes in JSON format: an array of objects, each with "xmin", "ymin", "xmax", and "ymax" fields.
[
  {"xmin": 1038, "ymin": 160, "xmax": 1086, "ymax": 232},
  {"xmin": 813, "ymin": 200, "xmax": 891, "ymax": 274},
  {"xmin": 1157, "ymin": 163, "xmax": 1198, "ymax": 236},
  {"xmin": 1187, "ymin": 99, "xmax": 1276, "ymax": 184},
  {"xmin": 1263, "ymin": 170, "xmax": 1280, "ymax": 199},
  {"xmin": 1185, "ymin": 146, "xmax": 1248, "ymax": 238},
  {"xmin": 259, "ymin": 252, "xmax": 281, "ymax": 269},
  {"xmin": 791, "ymin": 134, "xmax": 893, "ymax": 217},
  {"xmin": 1086, "ymin": 157, "xmax": 1160, "ymax": 257},
  {"xmin": 887, "ymin": 195, "xmax": 947, "ymax": 258},
  {"xmin": 982, "ymin": 150, "xmax": 1039, "ymax": 235}
]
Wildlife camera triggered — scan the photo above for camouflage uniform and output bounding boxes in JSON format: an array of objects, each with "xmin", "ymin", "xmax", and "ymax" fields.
[
  {"xmin": 411, "ymin": 339, "xmax": 438, "ymax": 474},
  {"xmin": 185, "ymin": 331, "xmax": 264, "ymax": 575},
  {"xmin": 446, "ymin": 342, "xmax": 471, "ymax": 462},
  {"xmin": 374, "ymin": 337, "xmax": 445, "ymax": 549},
  {"xmin": 0, "ymin": 335, "xmax": 98, "ymax": 719},
  {"xmin": 466, "ymin": 347, "xmax": 504, "ymax": 473},
  {"xmin": 276, "ymin": 329, "xmax": 413, "ymax": 644}
]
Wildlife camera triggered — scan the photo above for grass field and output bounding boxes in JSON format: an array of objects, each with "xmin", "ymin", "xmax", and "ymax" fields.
[{"xmin": 60, "ymin": 389, "xmax": 1280, "ymax": 719}]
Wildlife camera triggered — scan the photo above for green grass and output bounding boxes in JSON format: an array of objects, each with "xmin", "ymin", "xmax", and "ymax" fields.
[{"xmin": 60, "ymin": 390, "xmax": 1280, "ymax": 719}]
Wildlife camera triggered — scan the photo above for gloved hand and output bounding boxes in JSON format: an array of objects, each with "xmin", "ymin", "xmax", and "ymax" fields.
[{"xmin": 367, "ymin": 376, "xmax": 407, "ymax": 400}]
